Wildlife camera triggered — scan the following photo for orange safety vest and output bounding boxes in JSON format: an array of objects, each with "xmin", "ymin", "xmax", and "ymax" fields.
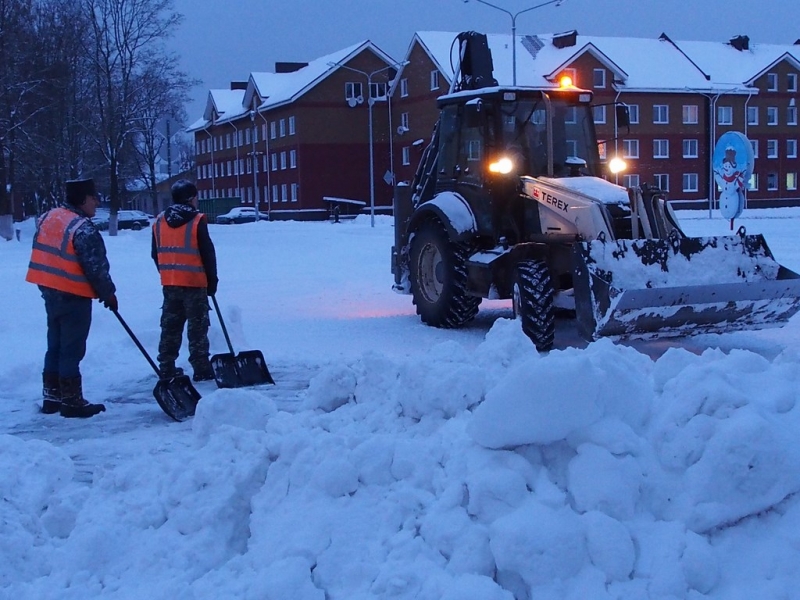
[
  {"xmin": 153, "ymin": 213, "xmax": 208, "ymax": 288},
  {"xmin": 25, "ymin": 207, "xmax": 97, "ymax": 298}
]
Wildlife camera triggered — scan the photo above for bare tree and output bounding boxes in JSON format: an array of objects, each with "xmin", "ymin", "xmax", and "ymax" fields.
[{"xmin": 83, "ymin": 0, "xmax": 182, "ymax": 235}]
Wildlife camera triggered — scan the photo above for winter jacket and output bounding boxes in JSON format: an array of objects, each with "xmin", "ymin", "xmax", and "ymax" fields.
[
  {"xmin": 26, "ymin": 205, "xmax": 116, "ymax": 301},
  {"xmin": 151, "ymin": 203, "xmax": 218, "ymax": 294}
]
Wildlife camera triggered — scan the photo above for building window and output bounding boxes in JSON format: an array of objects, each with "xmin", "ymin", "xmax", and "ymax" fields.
[
  {"xmin": 654, "ymin": 174, "xmax": 669, "ymax": 191},
  {"xmin": 682, "ymin": 105, "xmax": 698, "ymax": 124},
  {"xmin": 245, "ymin": 128, "xmax": 250, "ymax": 145},
  {"xmin": 788, "ymin": 172, "xmax": 798, "ymax": 190},
  {"xmin": 271, "ymin": 153, "xmax": 277, "ymax": 171},
  {"xmin": 747, "ymin": 106, "xmax": 758, "ymax": 125},
  {"xmin": 622, "ymin": 174, "xmax": 640, "ymax": 188},
  {"xmin": 226, "ymin": 161, "xmax": 231, "ymax": 176},
  {"xmin": 262, "ymin": 124, "xmax": 267, "ymax": 141},
  {"xmin": 598, "ymin": 140, "xmax": 606, "ymax": 160},
  {"xmin": 717, "ymin": 106, "xmax": 733, "ymax": 125},
  {"xmin": 564, "ymin": 106, "xmax": 577, "ymax": 124},
  {"xmin": 622, "ymin": 139, "xmax": 639, "ymax": 159},
  {"xmin": 593, "ymin": 68, "xmax": 606, "ymax": 88},
  {"xmin": 683, "ymin": 173, "xmax": 699, "ymax": 192},
  {"xmin": 788, "ymin": 106, "xmax": 798, "ymax": 126},
  {"xmin": 369, "ymin": 82, "xmax": 387, "ymax": 99},
  {"xmin": 767, "ymin": 172, "xmax": 778, "ymax": 190},
  {"xmin": 748, "ymin": 174, "xmax": 758, "ymax": 190},
  {"xmin": 281, "ymin": 183, "xmax": 288, "ymax": 202},
  {"xmin": 789, "ymin": 139, "xmax": 798, "ymax": 158},
  {"xmin": 767, "ymin": 73, "xmax": 778, "ymax": 91},
  {"xmin": 246, "ymin": 158, "xmax": 251, "ymax": 174},
  {"xmin": 272, "ymin": 184, "xmax": 278, "ymax": 202},
  {"xmin": 627, "ymin": 104, "xmax": 639, "ymax": 124},
  {"xmin": 653, "ymin": 105, "xmax": 668, "ymax": 124},
  {"xmin": 225, "ymin": 133, "xmax": 230, "ymax": 148},
  {"xmin": 767, "ymin": 107, "xmax": 778, "ymax": 125},
  {"xmin": 402, "ymin": 147, "xmax": 410, "ymax": 165},
  {"xmin": 289, "ymin": 116, "xmax": 296, "ymax": 135},
  {"xmin": 400, "ymin": 78, "xmax": 408, "ymax": 97},
  {"xmin": 253, "ymin": 125, "xmax": 258, "ymax": 143},
  {"xmin": 430, "ymin": 70, "xmax": 440, "ymax": 90},
  {"xmin": 593, "ymin": 105, "xmax": 606, "ymax": 124},
  {"xmin": 767, "ymin": 139, "xmax": 778, "ymax": 158},
  {"xmin": 290, "ymin": 149, "xmax": 297, "ymax": 168},
  {"xmin": 401, "ymin": 112, "xmax": 409, "ymax": 130},
  {"xmin": 562, "ymin": 68, "xmax": 577, "ymax": 86},
  {"xmin": 751, "ymin": 139, "xmax": 758, "ymax": 158},
  {"xmin": 291, "ymin": 183, "xmax": 298, "ymax": 202},
  {"xmin": 467, "ymin": 139, "xmax": 482, "ymax": 161},
  {"xmin": 280, "ymin": 151, "xmax": 287, "ymax": 169},
  {"xmin": 279, "ymin": 119, "xmax": 286, "ymax": 137},
  {"xmin": 789, "ymin": 74, "xmax": 798, "ymax": 92},
  {"xmin": 346, "ymin": 82, "xmax": 363, "ymax": 103},
  {"xmin": 270, "ymin": 121, "xmax": 277, "ymax": 139},
  {"xmin": 683, "ymin": 139, "xmax": 698, "ymax": 158},
  {"xmin": 653, "ymin": 139, "xmax": 669, "ymax": 158}
]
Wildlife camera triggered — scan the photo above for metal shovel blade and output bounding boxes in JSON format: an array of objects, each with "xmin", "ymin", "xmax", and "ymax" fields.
[
  {"xmin": 153, "ymin": 374, "xmax": 202, "ymax": 422},
  {"xmin": 572, "ymin": 234, "xmax": 800, "ymax": 341},
  {"xmin": 211, "ymin": 349, "xmax": 275, "ymax": 388}
]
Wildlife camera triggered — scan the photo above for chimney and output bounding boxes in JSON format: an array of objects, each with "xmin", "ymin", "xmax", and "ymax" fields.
[
  {"xmin": 553, "ymin": 30, "xmax": 578, "ymax": 49},
  {"xmin": 230, "ymin": 81, "xmax": 247, "ymax": 90},
  {"xmin": 275, "ymin": 62, "xmax": 308, "ymax": 73},
  {"xmin": 729, "ymin": 35, "xmax": 750, "ymax": 51}
]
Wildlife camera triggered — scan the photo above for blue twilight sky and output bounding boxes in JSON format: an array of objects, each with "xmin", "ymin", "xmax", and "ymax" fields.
[{"xmin": 169, "ymin": 0, "xmax": 798, "ymax": 122}]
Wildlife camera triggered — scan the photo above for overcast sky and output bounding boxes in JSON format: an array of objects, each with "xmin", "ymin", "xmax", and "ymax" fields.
[{"xmin": 169, "ymin": 0, "xmax": 798, "ymax": 121}]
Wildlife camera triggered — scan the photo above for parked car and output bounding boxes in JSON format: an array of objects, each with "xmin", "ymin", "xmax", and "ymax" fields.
[
  {"xmin": 216, "ymin": 207, "xmax": 269, "ymax": 224},
  {"xmin": 91, "ymin": 210, "xmax": 151, "ymax": 231}
]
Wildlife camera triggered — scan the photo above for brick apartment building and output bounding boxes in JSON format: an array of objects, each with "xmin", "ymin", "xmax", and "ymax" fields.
[
  {"xmin": 190, "ymin": 31, "xmax": 800, "ymax": 220},
  {"xmin": 188, "ymin": 41, "xmax": 398, "ymax": 220},
  {"xmin": 391, "ymin": 31, "xmax": 800, "ymax": 209}
]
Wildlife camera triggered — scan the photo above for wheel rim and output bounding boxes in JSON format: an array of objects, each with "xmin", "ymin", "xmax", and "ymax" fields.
[
  {"xmin": 512, "ymin": 282, "xmax": 521, "ymax": 320},
  {"xmin": 417, "ymin": 241, "xmax": 444, "ymax": 303}
]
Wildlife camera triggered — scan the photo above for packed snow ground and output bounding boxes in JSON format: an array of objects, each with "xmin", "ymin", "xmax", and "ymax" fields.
[{"xmin": 2, "ymin": 208, "xmax": 800, "ymax": 599}]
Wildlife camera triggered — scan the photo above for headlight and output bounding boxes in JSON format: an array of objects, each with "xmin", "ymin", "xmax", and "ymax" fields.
[
  {"xmin": 608, "ymin": 156, "xmax": 627, "ymax": 174},
  {"xmin": 488, "ymin": 156, "xmax": 514, "ymax": 174}
]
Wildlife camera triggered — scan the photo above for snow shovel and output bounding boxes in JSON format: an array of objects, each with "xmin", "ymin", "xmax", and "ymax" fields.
[
  {"xmin": 113, "ymin": 310, "xmax": 201, "ymax": 422},
  {"xmin": 210, "ymin": 295, "xmax": 275, "ymax": 388}
]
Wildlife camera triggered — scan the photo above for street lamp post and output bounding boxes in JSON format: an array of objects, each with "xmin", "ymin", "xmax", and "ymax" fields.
[
  {"xmin": 463, "ymin": 0, "xmax": 566, "ymax": 86},
  {"xmin": 329, "ymin": 60, "xmax": 406, "ymax": 227}
]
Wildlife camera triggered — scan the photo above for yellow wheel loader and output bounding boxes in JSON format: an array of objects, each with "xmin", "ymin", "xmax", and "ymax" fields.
[{"xmin": 391, "ymin": 32, "xmax": 800, "ymax": 351}]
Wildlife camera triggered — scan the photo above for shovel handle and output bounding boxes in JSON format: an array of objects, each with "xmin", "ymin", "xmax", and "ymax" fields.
[
  {"xmin": 210, "ymin": 295, "xmax": 236, "ymax": 355},
  {"xmin": 113, "ymin": 310, "xmax": 161, "ymax": 376}
]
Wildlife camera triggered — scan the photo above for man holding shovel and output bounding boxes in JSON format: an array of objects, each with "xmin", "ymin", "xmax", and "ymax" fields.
[
  {"xmin": 152, "ymin": 180, "xmax": 218, "ymax": 382},
  {"xmin": 26, "ymin": 178, "xmax": 116, "ymax": 418}
]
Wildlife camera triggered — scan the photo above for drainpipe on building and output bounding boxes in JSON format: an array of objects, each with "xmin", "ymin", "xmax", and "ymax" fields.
[
  {"xmin": 230, "ymin": 120, "xmax": 242, "ymax": 200},
  {"xmin": 743, "ymin": 90, "xmax": 755, "ymax": 210},
  {"xmin": 258, "ymin": 111, "xmax": 271, "ymax": 219},
  {"xmin": 202, "ymin": 125, "xmax": 216, "ymax": 198}
]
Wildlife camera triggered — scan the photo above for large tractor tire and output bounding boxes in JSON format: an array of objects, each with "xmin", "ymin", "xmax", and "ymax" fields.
[
  {"xmin": 513, "ymin": 259, "xmax": 555, "ymax": 351},
  {"xmin": 409, "ymin": 220, "xmax": 480, "ymax": 328}
]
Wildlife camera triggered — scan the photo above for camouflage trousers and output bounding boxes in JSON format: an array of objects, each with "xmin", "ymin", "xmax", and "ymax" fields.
[{"xmin": 157, "ymin": 286, "xmax": 212, "ymax": 374}]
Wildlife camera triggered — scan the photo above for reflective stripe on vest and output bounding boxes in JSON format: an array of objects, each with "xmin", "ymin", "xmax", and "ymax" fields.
[
  {"xmin": 154, "ymin": 213, "xmax": 208, "ymax": 287},
  {"xmin": 25, "ymin": 207, "xmax": 97, "ymax": 298}
]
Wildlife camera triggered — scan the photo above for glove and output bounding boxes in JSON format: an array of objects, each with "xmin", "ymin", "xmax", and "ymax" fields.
[
  {"xmin": 207, "ymin": 280, "xmax": 218, "ymax": 297},
  {"xmin": 103, "ymin": 294, "xmax": 118, "ymax": 312}
]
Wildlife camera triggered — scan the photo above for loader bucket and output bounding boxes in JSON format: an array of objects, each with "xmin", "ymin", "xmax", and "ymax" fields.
[{"xmin": 572, "ymin": 233, "xmax": 800, "ymax": 341}]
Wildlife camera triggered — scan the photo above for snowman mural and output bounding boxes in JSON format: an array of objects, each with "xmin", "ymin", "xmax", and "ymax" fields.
[{"xmin": 712, "ymin": 131, "xmax": 755, "ymax": 228}]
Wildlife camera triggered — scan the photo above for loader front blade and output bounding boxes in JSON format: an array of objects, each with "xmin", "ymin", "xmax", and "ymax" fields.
[{"xmin": 573, "ymin": 234, "xmax": 800, "ymax": 341}]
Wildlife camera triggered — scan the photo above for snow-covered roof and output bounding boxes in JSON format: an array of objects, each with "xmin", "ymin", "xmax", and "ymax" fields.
[
  {"xmin": 672, "ymin": 39, "xmax": 800, "ymax": 87},
  {"xmin": 412, "ymin": 31, "xmax": 777, "ymax": 94},
  {"xmin": 188, "ymin": 41, "xmax": 397, "ymax": 131}
]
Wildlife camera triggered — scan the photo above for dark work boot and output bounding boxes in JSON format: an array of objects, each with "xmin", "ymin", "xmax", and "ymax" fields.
[
  {"xmin": 192, "ymin": 364, "xmax": 215, "ymax": 382},
  {"xmin": 159, "ymin": 363, "xmax": 185, "ymax": 379},
  {"xmin": 59, "ymin": 375, "xmax": 106, "ymax": 419},
  {"xmin": 41, "ymin": 372, "xmax": 61, "ymax": 414}
]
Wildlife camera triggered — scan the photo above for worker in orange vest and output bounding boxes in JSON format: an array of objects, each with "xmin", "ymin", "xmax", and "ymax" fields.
[
  {"xmin": 151, "ymin": 180, "xmax": 218, "ymax": 381},
  {"xmin": 26, "ymin": 178, "xmax": 117, "ymax": 418}
]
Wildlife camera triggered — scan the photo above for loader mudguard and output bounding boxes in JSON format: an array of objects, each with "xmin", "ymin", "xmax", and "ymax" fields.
[{"xmin": 408, "ymin": 192, "xmax": 477, "ymax": 243}]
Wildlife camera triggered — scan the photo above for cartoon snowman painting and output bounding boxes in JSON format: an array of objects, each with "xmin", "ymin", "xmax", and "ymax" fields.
[
  {"xmin": 714, "ymin": 145, "xmax": 745, "ymax": 218},
  {"xmin": 712, "ymin": 131, "xmax": 755, "ymax": 227}
]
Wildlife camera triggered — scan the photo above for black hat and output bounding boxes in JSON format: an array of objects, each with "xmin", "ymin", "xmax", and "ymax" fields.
[
  {"xmin": 171, "ymin": 180, "xmax": 198, "ymax": 204},
  {"xmin": 65, "ymin": 178, "xmax": 97, "ymax": 206}
]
